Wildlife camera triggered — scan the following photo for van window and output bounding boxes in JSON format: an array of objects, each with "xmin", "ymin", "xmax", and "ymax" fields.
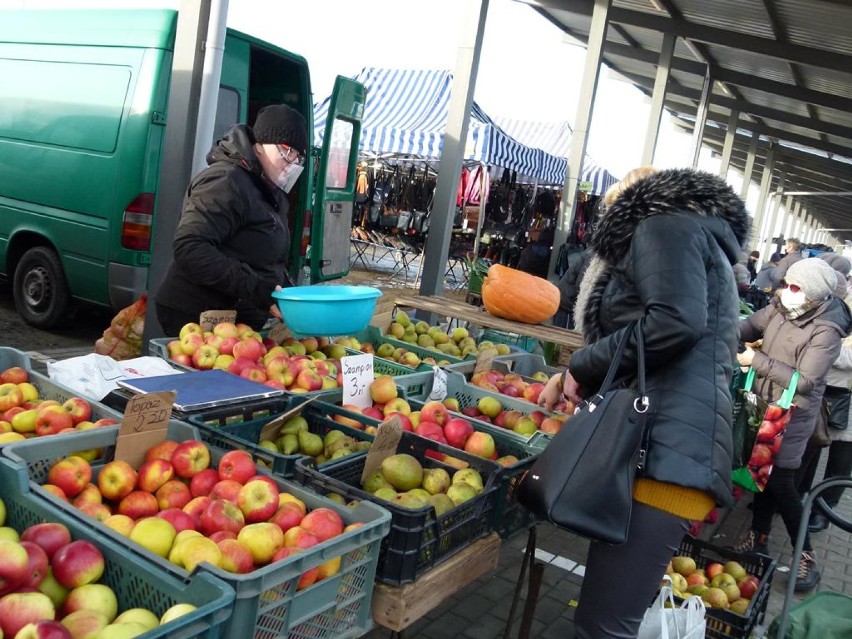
[
  {"xmin": 0, "ymin": 59, "xmax": 130, "ymax": 153},
  {"xmin": 213, "ymin": 85, "xmax": 240, "ymax": 144},
  {"xmin": 324, "ymin": 117, "xmax": 353, "ymax": 189}
]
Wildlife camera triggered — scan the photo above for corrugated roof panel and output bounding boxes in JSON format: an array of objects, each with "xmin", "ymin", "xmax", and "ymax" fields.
[
  {"xmin": 777, "ymin": 0, "xmax": 852, "ymax": 54},
  {"xmin": 674, "ymin": 0, "xmax": 775, "ymax": 38},
  {"xmin": 803, "ymin": 68, "xmax": 852, "ymax": 100}
]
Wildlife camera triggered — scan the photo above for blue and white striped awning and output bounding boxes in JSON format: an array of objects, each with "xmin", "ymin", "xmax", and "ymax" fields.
[
  {"xmin": 492, "ymin": 117, "xmax": 620, "ymax": 196},
  {"xmin": 313, "ymin": 68, "xmax": 569, "ymax": 185}
]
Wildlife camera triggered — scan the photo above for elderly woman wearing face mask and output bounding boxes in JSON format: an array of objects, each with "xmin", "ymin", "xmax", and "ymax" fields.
[{"xmin": 734, "ymin": 257, "xmax": 852, "ymax": 592}]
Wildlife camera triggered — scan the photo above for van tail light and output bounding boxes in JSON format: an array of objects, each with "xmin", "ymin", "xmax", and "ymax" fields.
[
  {"xmin": 300, "ymin": 209, "xmax": 312, "ymax": 256},
  {"xmin": 121, "ymin": 193, "xmax": 155, "ymax": 251}
]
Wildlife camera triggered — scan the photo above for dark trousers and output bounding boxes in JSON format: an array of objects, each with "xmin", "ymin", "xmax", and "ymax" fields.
[
  {"xmin": 798, "ymin": 440, "xmax": 852, "ymax": 508},
  {"xmin": 574, "ymin": 502, "xmax": 689, "ymax": 639},
  {"xmin": 753, "ymin": 464, "xmax": 813, "ymax": 552}
]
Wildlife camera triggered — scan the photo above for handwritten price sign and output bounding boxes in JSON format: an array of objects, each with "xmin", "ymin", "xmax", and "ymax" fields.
[
  {"xmin": 115, "ymin": 391, "xmax": 176, "ymax": 467},
  {"xmin": 342, "ymin": 353, "xmax": 374, "ymax": 410}
]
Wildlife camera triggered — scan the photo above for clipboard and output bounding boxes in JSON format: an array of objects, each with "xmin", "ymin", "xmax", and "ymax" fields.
[{"xmin": 116, "ymin": 369, "xmax": 285, "ymax": 412}]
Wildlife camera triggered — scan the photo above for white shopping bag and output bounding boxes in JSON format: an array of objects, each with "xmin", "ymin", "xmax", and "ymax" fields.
[
  {"xmin": 637, "ymin": 576, "xmax": 707, "ymax": 639},
  {"xmin": 48, "ymin": 353, "xmax": 180, "ymax": 400}
]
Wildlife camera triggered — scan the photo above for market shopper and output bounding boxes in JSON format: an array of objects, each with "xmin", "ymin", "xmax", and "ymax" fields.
[
  {"xmin": 540, "ymin": 166, "xmax": 749, "ymax": 638},
  {"xmin": 734, "ymin": 257, "xmax": 852, "ymax": 592},
  {"xmin": 772, "ymin": 237, "xmax": 805, "ymax": 290},
  {"xmin": 155, "ymin": 104, "xmax": 308, "ymax": 335},
  {"xmin": 747, "ymin": 250, "xmax": 760, "ymax": 283}
]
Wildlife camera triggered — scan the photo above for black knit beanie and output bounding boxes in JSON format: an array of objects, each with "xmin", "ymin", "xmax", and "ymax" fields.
[{"xmin": 252, "ymin": 104, "xmax": 308, "ymax": 155}]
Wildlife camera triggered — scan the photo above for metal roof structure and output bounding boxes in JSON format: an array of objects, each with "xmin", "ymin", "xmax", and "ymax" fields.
[{"xmin": 519, "ymin": 0, "xmax": 852, "ymax": 244}]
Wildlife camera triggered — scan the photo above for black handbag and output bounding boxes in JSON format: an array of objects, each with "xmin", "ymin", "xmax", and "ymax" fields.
[
  {"xmin": 824, "ymin": 385, "xmax": 851, "ymax": 431},
  {"xmin": 516, "ymin": 322, "xmax": 650, "ymax": 545}
]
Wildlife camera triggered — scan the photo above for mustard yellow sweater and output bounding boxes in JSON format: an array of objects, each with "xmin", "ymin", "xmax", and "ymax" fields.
[{"xmin": 633, "ymin": 478, "xmax": 716, "ymax": 521}]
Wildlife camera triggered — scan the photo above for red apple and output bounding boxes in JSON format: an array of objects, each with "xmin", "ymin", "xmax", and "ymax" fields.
[
  {"xmin": 227, "ymin": 357, "xmax": 257, "ymax": 377},
  {"xmin": 191, "ymin": 345, "xmax": 219, "ymax": 370},
  {"xmin": 464, "ymin": 431, "xmax": 496, "ymax": 458},
  {"xmin": 189, "ymin": 468, "xmax": 220, "ymax": 498},
  {"xmin": 419, "ymin": 401, "xmax": 449, "ymax": 426},
  {"xmin": 117, "ymin": 491, "xmax": 159, "ymax": 520},
  {"xmin": 15, "ymin": 620, "xmax": 72, "ymax": 639},
  {"xmin": 238, "ymin": 479, "xmax": 280, "ymax": 523},
  {"xmin": 208, "ymin": 530, "xmax": 236, "ymax": 543},
  {"xmin": 748, "ymin": 444, "xmax": 773, "ymax": 468},
  {"xmin": 50, "ymin": 540, "xmax": 104, "ymax": 589},
  {"xmin": 0, "ymin": 592, "xmax": 56, "ymax": 638},
  {"xmin": 40, "ymin": 485, "xmax": 69, "ymax": 503},
  {"xmin": 71, "ymin": 484, "xmax": 102, "ymax": 509},
  {"xmin": 218, "ymin": 449, "xmax": 257, "ymax": 484},
  {"xmin": 209, "ymin": 480, "xmax": 243, "ymax": 505},
  {"xmin": 1, "ymin": 366, "xmax": 29, "ymax": 384},
  {"xmin": 0, "ymin": 539, "xmax": 30, "ymax": 594},
  {"xmin": 300, "ymin": 508, "xmax": 344, "ymax": 542},
  {"xmin": 282, "ymin": 525, "xmax": 320, "ymax": 550},
  {"xmin": 737, "ymin": 575, "xmax": 760, "ymax": 600},
  {"xmin": 156, "ymin": 508, "xmax": 198, "ymax": 534},
  {"xmin": 60, "ymin": 398, "xmax": 91, "ymax": 426},
  {"xmin": 233, "ymin": 339, "xmax": 266, "ymax": 362},
  {"xmin": 47, "ymin": 457, "xmax": 92, "ymax": 499},
  {"xmin": 20, "ymin": 541, "xmax": 50, "ymax": 589},
  {"xmin": 295, "ymin": 369, "xmax": 322, "ymax": 392},
  {"xmin": 136, "ymin": 458, "xmax": 174, "ymax": 493},
  {"xmin": 170, "ymin": 440, "xmax": 211, "ymax": 478},
  {"xmin": 272, "ymin": 546, "xmax": 318, "ymax": 589},
  {"xmin": 369, "ymin": 375, "xmax": 398, "ymax": 404},
  {"xmin": 444, "ymin": 418, "xmax": 474, "ymax": 449},
  {"xmin": 0, "ymin": 382, "xmax": 24, "ymax": 412},
  {"xmin": 270, "ymin": 503, "xmax": 304, "ymax": 534},
  {"xmin": 77, "ymin": 503, "xmax": 112, "ymax": 523},
  {"xmin": 216, "ymin": 538, "xmax": 254, "ymax": 574},
  {"xmin": 145, "ymin": 439, "xmax": 179, "ymax": 462},
  {"xmin": 35, "ymin": 406, "xmax": 74, "ymax": 437},
  {"xmin": 155, "ymin": 480, "xmax": 192, "ymax": 510},
  {"xmin": 199, "ymin": 500, "xmax": 245, "ymax": 537},
  {"xmin": 59, "ymin": 610, "xmax": 109, "ymax": 639},
  {"xmin": 96, "ymin": 460, "xmax": 137, "ymax": 501},
  {"xmin": 21, "ymin": 523, "xmax": 72, "ymax": 560},
  {"xmin": 386, "ymin": 412, "xmax": 413, "ymax": 431},
  {"xmin": 183, "ymin": 496, "xmax": 212, "ymax": 525}
]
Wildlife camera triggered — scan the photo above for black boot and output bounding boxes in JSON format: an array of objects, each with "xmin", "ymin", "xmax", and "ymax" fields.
[
  {"xmin": 731, "ymin": 530, "xmax": 770, "ymax": 555},
  {"xmin": 794, "ymin": 551, "xmax": 821, "ymax": 592},
  {"xmin": 808, "ymin": 511, "xmax": 828, "ymax": 533}
]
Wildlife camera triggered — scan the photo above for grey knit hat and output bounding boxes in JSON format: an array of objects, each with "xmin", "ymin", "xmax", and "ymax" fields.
[
  {"xmin": 252, "ymin": 104, "xmax": 308, "ymax": 155},
  {"xmin": 819, "ymin": 252, "xmax": 852, "ymax": 276},
  {"xmin": 785, "ymin": 257, "xmax": 838, "ymax": 301}
]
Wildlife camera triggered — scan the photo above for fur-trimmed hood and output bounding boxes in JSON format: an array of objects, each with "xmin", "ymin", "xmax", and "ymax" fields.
[{"xmin": 591, "ymin": 168, "xmax": 749, "ymax": 266}]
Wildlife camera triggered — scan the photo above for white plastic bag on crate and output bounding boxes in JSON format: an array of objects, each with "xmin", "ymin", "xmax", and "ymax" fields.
[
  {"xmin": 637, "ymin": 576, "xmax": 707, "ymax": 639},
  {"xmin": 48, "ymin": 353, "xmax": 180, "ymax": 400}
]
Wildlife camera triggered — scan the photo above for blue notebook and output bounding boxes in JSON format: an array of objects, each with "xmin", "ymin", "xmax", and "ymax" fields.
[{"xmin": 116, "ymin": 369, "xmax": 285, "ymax": 412}]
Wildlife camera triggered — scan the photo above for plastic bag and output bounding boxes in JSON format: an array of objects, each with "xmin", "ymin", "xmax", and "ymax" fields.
[
  {"xmin": 638, "ymin": 576, "xmax": 707, "ymax": 639},
  {"xmin": 95, "ymin": 294, "xmax": 147, "ymax": 361},
  {"xmin": 732, "ymin": 369, "xmax": 798, "ymax": 492}
]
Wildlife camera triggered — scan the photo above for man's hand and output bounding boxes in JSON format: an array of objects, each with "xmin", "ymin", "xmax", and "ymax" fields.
[{"xmin": 270, "ymin": 284, "xmax": 283, "ymax": 320}]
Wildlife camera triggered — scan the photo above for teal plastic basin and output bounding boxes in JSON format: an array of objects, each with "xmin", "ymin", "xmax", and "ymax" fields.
[{"xmin": 272, "ymin": 285, "xmax": 382, "ymax": 336}]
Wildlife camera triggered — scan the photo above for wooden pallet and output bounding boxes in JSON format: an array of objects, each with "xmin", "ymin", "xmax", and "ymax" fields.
[{"xmin": 371, "ymin": 532, "xmax": 502, "ymax": 632}]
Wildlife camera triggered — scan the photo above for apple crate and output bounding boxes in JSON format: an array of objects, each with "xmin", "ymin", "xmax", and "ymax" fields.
[
  {"xmin": 404, "ymin": 396, "xmax": 541, "ymax": 539},
  {"xmin": 0, "ymin": 457, "xmax": 235, "ymax": 639},
  {"xmin": 185, "ymin": 397, "xmax": 379, "ymax": 478},
  {"xmin": 293, "ymin": 431, "xmax": 500, "ymax": 585},
  {"xmin": 1, "ymin": 421, "xmax": 392, "ymax": 639},
  {"xmin": 672, "ymin": 535, "xmax": 776, "ymax": 639},
  {"xmin": 443, "ymin": 352, "xmax": 561, "ymax": 383}
]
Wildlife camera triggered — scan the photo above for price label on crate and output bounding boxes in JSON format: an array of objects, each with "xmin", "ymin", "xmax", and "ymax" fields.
[
  {"xmin": 266, "ymin": 322, "xmax": 291, "ymax": 345},
  {"xmin": 361, "ymin": 414, "xmax": 402, "ymax": 483},
  {"xmin": 198, "ymin": 309, "xmax": 237, "ymax": 332},
  {"xmin": 115, "ymin": 391, "xmax": 176, "ymax": 467},
  {"xmin": 428, "ymin": 365, "xmax": 448, "ymax": 401},
  {"xmin": 342, "ymin": 353, "xmax": 374, "ymax": 410},
  {"xmin": 474, "ymin": 347, "xmax": 497, "ymax": 375}
]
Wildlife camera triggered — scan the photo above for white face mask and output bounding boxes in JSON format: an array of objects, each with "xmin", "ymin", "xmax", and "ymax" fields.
[
  {"xmin": 273, "ymin": 162, "xmax": 304, "ymax": 193},
  {"xmin": 780, "ymin": 288, "xmax": 808, "ymax": 311}
]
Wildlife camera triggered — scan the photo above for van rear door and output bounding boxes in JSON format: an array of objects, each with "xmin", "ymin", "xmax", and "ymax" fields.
[{"xmin": 310, "ymin": 76, "xmax": 365, "ymax": 282}]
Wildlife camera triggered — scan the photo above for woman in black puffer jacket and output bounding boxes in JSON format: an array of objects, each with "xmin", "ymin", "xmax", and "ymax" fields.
[{"xmin": 541, "ymin": 166, "xmax": 749, "ymax": 639}]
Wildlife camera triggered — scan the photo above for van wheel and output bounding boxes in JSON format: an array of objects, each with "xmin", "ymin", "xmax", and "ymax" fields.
[{"xmin": 13, "ymin": 246, "xmax": 71, "ymax": 329}]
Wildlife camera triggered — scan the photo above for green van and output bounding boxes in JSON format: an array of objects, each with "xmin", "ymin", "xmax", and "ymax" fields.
[{"xmin": 0, "ymin": 9, "xmax": 363, "ymax": 328}]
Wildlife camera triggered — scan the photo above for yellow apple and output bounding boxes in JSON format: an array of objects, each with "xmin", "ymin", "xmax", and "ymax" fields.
[{"xmin": 160, "ymin": 603, "xmax": 197, "ymax": 625}]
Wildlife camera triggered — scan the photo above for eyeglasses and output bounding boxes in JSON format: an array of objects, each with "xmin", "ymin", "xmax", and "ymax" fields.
[{"xmin": 276, "ymin": 144, "xmax": 305, "ymax": 166}]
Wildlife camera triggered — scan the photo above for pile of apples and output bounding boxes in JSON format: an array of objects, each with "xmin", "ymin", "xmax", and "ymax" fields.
[
  {"xmin": 666, "ymin": 554, "xmax": 762, "ymax": 614},
  {"xmin": 168, "ymin": 322, "xmax": 352, "ymax": 393},
  {"xmin": 0, "ymin": 366, "xmax": 118, "ymax": 446},
  {"xmin": 383, "ymin": 312, "xmax": 512, "ymax": 360},
  {"xmin": 43, "ymin": 439, "xmax": 358, "ymax": 590},
  {"xmin": 362, "ymin": 452, "xmax": 485, "ymax": 513},
  {"xmin": 0, "ymin": 497, "xmax": 197, "ymax": 639},
  {"xmin": 257, "ymin": 412, "xmax": 372, "ymax": 465},
  {"xmin": 744, "ymin": 404, "xmax": 788, "ymax": 491},
  {"xmin": 458, "ymin": 395, "xmax": 568, "ymax": 436},
  {"xmin": 331, "ymin": 375, "xmax": 515, "ymax": 465}
]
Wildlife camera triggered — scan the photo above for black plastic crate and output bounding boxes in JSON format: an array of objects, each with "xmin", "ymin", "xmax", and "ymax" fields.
[
  {"xmin": 673, "ymin": 535, "xmax": 776, "ymax": 639},
  {"xmin": 294, "ymin": 431, "xmax": 500, "ymax": 585},
  {"xmin": 186, "ymin": 399, "xmax": 379, "ymax": 478}
]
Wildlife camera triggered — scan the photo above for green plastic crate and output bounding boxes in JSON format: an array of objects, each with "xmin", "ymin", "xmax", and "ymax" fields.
[
  {"xmin": 2, "ymin": 421, "xmax": 392, "ymax": 639},
  {"xmin": 185, "ymin": 397, "xmax": 378, "ymax": 478},
  {"xmin": 443, "ymin": 352, "xmax": 561, "ymax": 382},
  {"xmin": 0, "ymin": 457, "xmax": 235, "ymax": 639},
  {"xmin": 354, "ymin": 326, "xmax": 468, "ymax": 365},
  {"xmin": 294, "ymin": 431, "xmax": 500, "ymax": 585},
  {"xmin": 480, "ymin": 328, "xmax": 542, "ymax": 355}
]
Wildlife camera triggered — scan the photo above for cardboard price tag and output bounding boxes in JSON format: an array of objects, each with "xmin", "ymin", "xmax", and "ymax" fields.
[
  {"xmin": 199, "ymin": 310, "xmax": 237, "ymax": 332},
  {"xmin": 258, "ymin": 396, "xmax": 321, "ymax": 442},
  {"xmin": 115, "ymin": 391, "xmax": 176, "ymax": 468},
  {"xmin": 473, "ymin": 348, "xmax": 497, "ymax": 375},
  {"xmin": 342, "ymin": 353, "xmax": 374, "ymax": 410},
  {"xmin": 266, "ymin": 322, "xmax": 291, "ymax": 345},
  {"xmin": 360, "ymin": 415, "xmax": 402, "ymax": 483},
  {"xmin": 428, "ymin": 366, "xmax": 448, "ymax": 401}
]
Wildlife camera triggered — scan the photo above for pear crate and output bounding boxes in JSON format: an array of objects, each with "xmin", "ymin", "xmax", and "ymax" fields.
[{"xmin": 294, "ymin": 431, "xmax": 500, "ymax": 585}]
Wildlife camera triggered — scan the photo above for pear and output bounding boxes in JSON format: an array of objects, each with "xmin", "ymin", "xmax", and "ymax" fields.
[
  {"xmin": 429, "ymin": 493, "xmax": 455, "ymax": 516},
  {"xmin": 452, "ymin": 468, "xmax": 483, "ymax": 493},
  {"xmin": 281, "ymin": 415, "xmax": 309, "ymax": 435},
  {"xmin": 394, "ymin": 311, "xmax": 411, "ymax": 327},
  {"xmin": 277, "ymin": 433, "xmax": 299, "ymax": 455},
  {"xmin": 421, "ymin": 468, "xmax": 451, "ymax": 495},
  {"xmin": 297, "ymin": 430, "xmax": 323, "ymax": 457},
  {"xmin": 363, "ymin": 470, "xmax": 391, "ymax": 494},
  {"xmin": 324, "ymin": 430, "xmax": 346, "ymax": 448}
]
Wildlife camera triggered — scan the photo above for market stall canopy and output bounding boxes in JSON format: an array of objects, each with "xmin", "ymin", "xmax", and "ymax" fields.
[
  {"xmin": 491, "ymin": 117, "xmax": 620, "ymax": 195},
  {"xmin": 518, "ymin": 0, "xmax": 852, "ymax": 241},
  {"xmin": 313, "ymin": 67, "xmax": 569, "ymax": 185}
]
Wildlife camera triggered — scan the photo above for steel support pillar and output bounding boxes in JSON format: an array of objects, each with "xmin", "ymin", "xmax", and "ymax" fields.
[
  {"xmin": 548, "ymin": 0, "xmax": 612, "ymax": 279},
  {"xmin": 690, "ymin": 68, "xmax": 712, "ymax": 168},
  {"xmin": 719, "ymin": 109, "xmax": 738, "ymax": 180},
  {"xmin": 418, "ymin": 0, "xmax": 488, "ymax": 301},
  {"xmin": 740, "ymin": 130, "xmax": 760, "ymax": 201},
  {"xmin": 641, "ymin": 32, "xmax": 675, "ymax": 166},
  {"xmin": 761, "ymin": 175, "xmax": 786, "ymax": 261},
  {"xmin": 750, "ymin": 144, "xmax": 776, "ymax": 248},
  {"xmin": 143, "ymin": 0, "xmax": 211, "ymax": 345}
]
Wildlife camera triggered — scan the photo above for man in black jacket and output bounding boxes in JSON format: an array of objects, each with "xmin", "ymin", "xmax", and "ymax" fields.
[{"xmin": 156, "ymin": 105, "xmax": 308, "ymax": 335}]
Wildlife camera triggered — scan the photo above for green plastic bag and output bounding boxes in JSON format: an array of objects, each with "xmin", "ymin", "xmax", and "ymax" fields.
[{"xmin": 770, "ymin": 592, "xmax": 852, "ymax": 638}]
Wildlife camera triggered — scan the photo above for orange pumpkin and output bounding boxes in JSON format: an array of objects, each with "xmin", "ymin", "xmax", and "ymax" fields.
[{"xmin": 481, "ymin": 264, "xmax": 560, "ymax": 324}]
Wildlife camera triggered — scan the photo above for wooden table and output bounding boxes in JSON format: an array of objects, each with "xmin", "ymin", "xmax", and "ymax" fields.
[
  {"xmin": 391, "ymin": 294, "xmax": 584, "ymax": 364},
  {"xmin": 371, "ymin": 532, "xmax": 501, "ymax": 633}
]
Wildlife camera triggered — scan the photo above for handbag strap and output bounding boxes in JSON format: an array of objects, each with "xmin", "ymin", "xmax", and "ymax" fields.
[
  {"xmin": 591, "ymin": 321, "xmax": 647, "ymax": 407},
  {"xmin": 743, "ymin": 368, "xmax": 799, "ymax": 409}
]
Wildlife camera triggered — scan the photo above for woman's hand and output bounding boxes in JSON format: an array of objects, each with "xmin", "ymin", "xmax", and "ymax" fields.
[
  {"xmin": 737, "ymin": 345, "xmax": 755, "ymax": 368},
  {"xmin": 269, "ymin": 285, "xmax": 283, "ymax": 321},
  {"xmin": 539, "ymin": 371, "xmax": 584, "ymax": 410}
]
